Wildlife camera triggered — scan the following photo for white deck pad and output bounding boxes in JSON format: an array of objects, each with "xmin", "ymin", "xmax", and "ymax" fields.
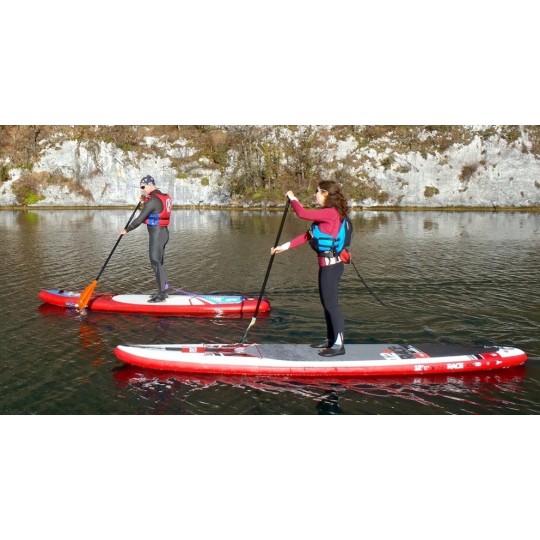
[{"xmin": 111, "ymin": 294, "xmax": 245, "ymax": 306}]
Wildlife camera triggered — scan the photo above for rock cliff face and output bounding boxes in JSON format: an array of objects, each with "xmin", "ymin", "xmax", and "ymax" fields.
[
  {"xmin": 1, "ymin": 126, "xmax": 539, "ymax": 208},
  {"xmin": 365, "ymin": 133, "xmax": 539, "ymax": 208},
  {"xmin": 1, "ymin": 140, "xmax": 230, "ymax": 207}
]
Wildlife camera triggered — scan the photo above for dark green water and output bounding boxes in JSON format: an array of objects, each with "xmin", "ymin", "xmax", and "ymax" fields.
[{"xmin": 1, "ymin": 208, "xmax": 539, "ymax": 414}]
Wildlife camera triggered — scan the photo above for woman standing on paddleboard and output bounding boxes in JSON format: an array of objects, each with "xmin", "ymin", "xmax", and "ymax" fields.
[
  {"xmin": 272, "ymin": 180, "xmax": 350, "ymax": 357},
  {"xmin": 120, "ymin": 175, "xmax": 172, "ymax": 303}
]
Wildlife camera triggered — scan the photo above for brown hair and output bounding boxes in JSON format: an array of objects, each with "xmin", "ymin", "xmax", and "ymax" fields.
[{"xmin": 318, "ymin": 180, "xmax": 349, "ymax": 219}]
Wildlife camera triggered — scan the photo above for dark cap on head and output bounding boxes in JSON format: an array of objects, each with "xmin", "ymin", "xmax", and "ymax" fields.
[{"xmin": 140, "ymin": 175, "xmax": 155, "ymax": 186}]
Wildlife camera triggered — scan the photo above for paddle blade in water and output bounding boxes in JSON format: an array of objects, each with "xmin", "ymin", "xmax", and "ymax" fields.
[
  {"xmin": 77, "ymin": 280, "xmax": 98, "ymax": 309},
  {"xmin": 241, "ymin": 316, "xmax": 257, "ymax": 343}
]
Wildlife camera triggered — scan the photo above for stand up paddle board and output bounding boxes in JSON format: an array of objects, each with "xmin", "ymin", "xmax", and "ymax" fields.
[
  {"xmin": 113, "ymin": 363, "xmax": 526, "ymax": 388},
  {"xmin": 114, "ymin": 342, "xmax": 527, "ymax": 377},
  {"xmin": 38, "ymin": 289, "xmax": 270, "ymax": 317}
]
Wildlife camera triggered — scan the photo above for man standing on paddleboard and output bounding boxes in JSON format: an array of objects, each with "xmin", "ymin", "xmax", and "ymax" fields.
[
  {"xmin": 271, "ymin": 180, "xmax": 351, "ymax": 357},
  {"xmin": 120, "ymin": 175, "xmax": 172, "ymax": 303}
]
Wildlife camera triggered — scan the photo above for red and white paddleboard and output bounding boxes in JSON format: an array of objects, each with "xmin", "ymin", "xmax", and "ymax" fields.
[
  {"xmin": 38, "ymin": 289, "xmax": 270, "ymax": 317},
  {"xmin": 113, "ymin": 342, "xmax": 527, "ymax": 377}
]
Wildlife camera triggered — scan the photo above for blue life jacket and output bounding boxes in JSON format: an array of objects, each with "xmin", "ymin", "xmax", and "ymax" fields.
[{"xmin": 309, "ymin": 217, "xmax": 352, "ymax": 255}]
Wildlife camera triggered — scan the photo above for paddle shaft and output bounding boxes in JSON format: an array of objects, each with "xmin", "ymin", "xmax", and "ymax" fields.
[
  {"xmin": 242, "ymin": 199, "xmax": 290, "ymax": 342},
  {"xmin": 95, "ymin": 201, "xmax": 141, "ymax": 281},
  {"xmin": 253, "ymin": 198, "xmax": 290, "ymax": 317}
]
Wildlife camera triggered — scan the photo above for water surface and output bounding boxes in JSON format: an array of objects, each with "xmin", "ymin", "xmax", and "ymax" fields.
[{"xmin": 1, "ymin": 209, "xmax": 539, "ymax": 414}]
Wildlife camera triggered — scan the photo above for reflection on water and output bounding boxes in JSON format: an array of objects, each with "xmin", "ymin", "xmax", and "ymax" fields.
[
  {"xmin": 111, "ymin": 363, "xmax": 532, "ymax": 415},
  {"xmin": 1, "ymin": 208, "xmax": 539, "ymax": 414}
]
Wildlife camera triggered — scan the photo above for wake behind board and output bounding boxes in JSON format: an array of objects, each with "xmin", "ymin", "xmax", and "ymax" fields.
[
  {"xmin": 114, "ymin": 342, "xmax": 527, "ymax": 377},
  {"xmin": 38, "ymin": 289, "xmax": 270, "ymax": 317}
]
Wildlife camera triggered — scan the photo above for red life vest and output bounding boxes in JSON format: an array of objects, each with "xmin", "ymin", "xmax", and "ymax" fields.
[{"xmin": 144, "ymin": 191, "xmax": 172, "ymax": 226}]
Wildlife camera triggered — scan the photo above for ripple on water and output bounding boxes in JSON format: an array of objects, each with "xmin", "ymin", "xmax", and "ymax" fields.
[{"xmin": 1, "ymin": 209, "xmax": 539, "ymax": 414}]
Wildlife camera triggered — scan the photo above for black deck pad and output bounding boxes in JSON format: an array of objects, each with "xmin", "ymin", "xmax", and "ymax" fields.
[
  {"xmin": 252, "ymin": 343, "xmax": 500, "ymax": 362},
  {"xmin": 413, "ymin": 343, "xmax": 499, "ymax": 357}
]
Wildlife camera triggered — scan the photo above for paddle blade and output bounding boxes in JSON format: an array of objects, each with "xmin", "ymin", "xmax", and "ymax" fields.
[
  {"xmin": 76, "ymin": 280, "xmax": 98, "ymax": 309},
  {"xmin": 241, "ymin": 317, "xmax": 257, "ymax": 343}
]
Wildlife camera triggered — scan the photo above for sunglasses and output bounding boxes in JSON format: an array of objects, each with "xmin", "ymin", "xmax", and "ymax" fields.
[
  {"xmin": 315, "ymin": 188, "xmax": 327, "ymax": 194},
  {"xmin": 140, "ymin": 186, "xmax": 146, "ymax": 189}
]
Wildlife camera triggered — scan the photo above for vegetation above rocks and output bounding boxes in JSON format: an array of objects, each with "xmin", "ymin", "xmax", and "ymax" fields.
[{"xmin": 1, "ymin": 125, "xmax": 539, "ymax": 206}]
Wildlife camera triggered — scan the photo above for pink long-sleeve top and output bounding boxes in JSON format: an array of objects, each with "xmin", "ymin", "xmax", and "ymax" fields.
[{"xmin": 288, "ymin": 199, "xmax": 342, "ymax": 249}]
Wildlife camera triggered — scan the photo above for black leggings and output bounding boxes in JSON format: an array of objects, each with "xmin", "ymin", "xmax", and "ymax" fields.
[
  {"xmin": 318, "ymin": 262, "xmax": 345, "ymax": 344},
  {"xmin": 147, "ymin": 226, "xmax": 169, "ymax": 292}
]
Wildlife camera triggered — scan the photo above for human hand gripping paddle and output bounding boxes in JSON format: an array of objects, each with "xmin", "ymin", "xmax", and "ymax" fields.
[
  {"xmin": 76, "ymin": 201, "xmax": 142, "ymax": 309},
  {"xmin": 241, "ymin": 198, "xmax": 290, "ymax": 343}
]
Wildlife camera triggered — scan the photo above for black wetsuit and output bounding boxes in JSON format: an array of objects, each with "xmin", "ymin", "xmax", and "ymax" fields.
[
  {"xmin": 125, "ymin": 192, "xmax": 170, "ymax": 293},
  {"xmin": 318, "ymin": 263, "xmax": 345, "ymax": 345}
]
